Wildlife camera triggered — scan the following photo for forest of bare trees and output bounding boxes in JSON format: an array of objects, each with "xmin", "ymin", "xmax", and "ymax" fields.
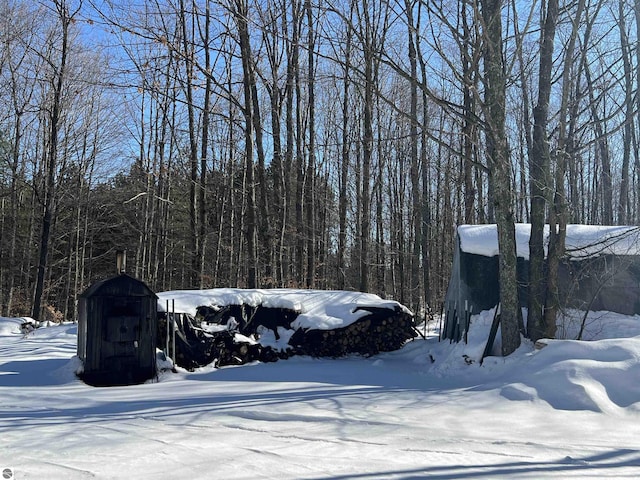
[{"xmin": 1, "ymin": 0, "xmax": 639, "ymax": 343}]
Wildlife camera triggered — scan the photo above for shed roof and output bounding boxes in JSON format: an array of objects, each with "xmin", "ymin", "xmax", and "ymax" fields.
[
  {"xmin": 458, "ymin": 224, "xmax": 640, "ymax": 259},
  {"xmin": 80, "ymin": 273, "xmax": 157, "ymax": 299}
]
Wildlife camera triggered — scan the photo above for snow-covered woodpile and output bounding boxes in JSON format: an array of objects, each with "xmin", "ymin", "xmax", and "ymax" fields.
[
  {"xmin": 157, "ymin": 314, "xmax": 260, "ymax": 370},
  {"xmin": 157, "ymin": 289, "xmax": 416, "ymax": 370},
  {"xmin": 289, "ymin": 306, "xmax": 414, "ymax": 357}
]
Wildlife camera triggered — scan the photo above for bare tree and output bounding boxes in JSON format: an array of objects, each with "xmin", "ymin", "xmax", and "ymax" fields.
[
  {"xmin": 230, "ymin": 0, "xmax": 259, "ymax": 288},
  {"xmin": 528, "ymin": 0, "xmax": 559, "ymax": 342},
  {"xmin": 480, "ymin": 0, "xmax": 521, "ymax": 355},
  {"xmin": 618, "ymin": 0, "xmax": 632, "ymax": 225},
  {"xmin": 305, "ymin": 0, "xmax": 317, "ymax": 288},
  {"xmin": 32, "ymin": 0, "xmax": 82, "ymax": 321}
]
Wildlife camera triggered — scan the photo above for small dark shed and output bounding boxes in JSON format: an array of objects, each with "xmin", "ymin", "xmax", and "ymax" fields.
[{"xmin": 77, "ymin": 273, "xmax": 158, "ymax": 386}]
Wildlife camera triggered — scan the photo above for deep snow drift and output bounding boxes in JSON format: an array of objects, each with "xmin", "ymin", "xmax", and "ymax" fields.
[{"xmin": 1, "ymin": 299, "xmax": 640, "ymax": 479}]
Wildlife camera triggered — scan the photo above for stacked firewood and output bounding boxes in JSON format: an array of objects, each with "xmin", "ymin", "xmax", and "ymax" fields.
[
  {"xmin": 289, "ymin": 306, "xmax": 416, "ymax": 357},
  {"xmin": 161, "ymin": 304, "xmax": 416, "ymax": 370}
]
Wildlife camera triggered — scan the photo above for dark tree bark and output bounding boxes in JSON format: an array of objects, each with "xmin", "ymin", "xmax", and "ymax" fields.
[
  {"xmin": 406, "ymin": 0, "xmax": 421, "ymax": 312},
  {"xmin": 480, "ymin": 0, "xmax": 521, "ymax": 355},
  {"xmin": 461, "ymin": 0, "xmax": 478, "ymax": 224},
  {"xmin": 197, "ymin": 0, "xmax": 212, "ymax": 287},
  {"xmin": 284, "ymin": 0, "xmax": 303, "ymax": 285},
  {"xmin": 294, "ymin": 0, "xmax": 305, "ymax": 284},
  {"xmin": 618, "ymin": 0, "xmax": 632, "ymax": 225},
  {"xmin": 337, "ymin": 6, "xmax": 353, "ymax": 290},
  {"xmin": 32, "ymin": 0, "xmax": 76, "ymax": 321},
  {"xmin": 417, "ymin": 25, "xmax": 432, "ymax": 313},
  {"xmin": 261, "ymin": 1, "xmax": 286, "ymax": 285},
  {"xmin": 178, "ymin": 0, "xmax": 200, "ymax": 287},
  {"xmin": 355, "ymin": 0, "xmax": 383, "ymax": 293},
  {"xmin": 543, "ymin": 0, "xmax": 585, "ymax": 338},
  {"xmin": 528, "ymin": 0, "xmax": 559, "ymax": 342},
  {"xmin": 232, "ymin": 0, "xmax": 258, "ymax": 288},
  {"xmin": 249, "ymin": 52, "xmax": 272, "ymax": 285},
  {"xmin": 305, "ymin": 0, "xmax": 316, "ymax": 288}
]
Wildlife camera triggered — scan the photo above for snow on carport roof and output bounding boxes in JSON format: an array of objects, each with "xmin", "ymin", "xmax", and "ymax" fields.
[{"xmin": 458, "ymin": 224, "xmax": 640, "ymax": 259}]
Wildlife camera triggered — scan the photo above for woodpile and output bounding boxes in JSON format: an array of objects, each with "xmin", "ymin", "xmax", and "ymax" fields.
[
  {"xmin": 289, "ymin": 306, "xmax": 416, "ymax": 357},
  {"xmin": 161, "ymin": 303, "xmax": 416, "ymax": 370},
  {"xmin": 158, "ymin": 313, "xmax": 282, "ymax": 370}
]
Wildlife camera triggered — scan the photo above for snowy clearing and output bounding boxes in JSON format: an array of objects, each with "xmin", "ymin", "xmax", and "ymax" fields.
[{"xmin": 1, "ymin": 305, "xmax": 640, "ymax": 479}]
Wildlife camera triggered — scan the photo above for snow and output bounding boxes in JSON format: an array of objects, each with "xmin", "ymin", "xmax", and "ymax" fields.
[
  {"xmin": 458, "ymin": 224, "xmax": 640, "ymax": 259},
  {"xmin": 157, "ymin": 288, "xmax": 411, "ymax": 330},
  {"xmin": 2, "ymin": 298, "xmax": 640, "ymax": 479}
]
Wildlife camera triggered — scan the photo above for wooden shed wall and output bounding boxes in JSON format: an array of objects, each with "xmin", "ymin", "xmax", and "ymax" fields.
[{"xmin": 78, "ymin": 275, "xmax": 157, "ymax": 386}]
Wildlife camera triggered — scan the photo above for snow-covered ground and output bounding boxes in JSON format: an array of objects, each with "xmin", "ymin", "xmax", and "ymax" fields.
[{"xmin": 1, "ymin": 301, "xmax": 640, "ymax": 479}]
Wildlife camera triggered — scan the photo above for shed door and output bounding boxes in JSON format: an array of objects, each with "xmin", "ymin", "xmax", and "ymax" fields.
[{"xmin": 103, "ymin": 297, "xmax": 142, "ymax": 358}]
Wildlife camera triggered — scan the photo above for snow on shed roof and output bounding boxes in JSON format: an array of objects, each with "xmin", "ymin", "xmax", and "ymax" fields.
[{"xmin": 458, "ymin": 224, "xmax": 640, "ymax": 259}]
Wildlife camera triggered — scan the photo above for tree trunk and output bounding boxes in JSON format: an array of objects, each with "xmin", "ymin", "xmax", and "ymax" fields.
[
  {"xmin": 294, "ymin": 0, "xmax": 305, "ymax": 284},
  {"xmin": 543, "ymin": 0, "xmax": 585, "ymax": 337},
  {"xmin": 416, "ymin": 3, "xmax": 432, "ymax": 311},
  {"xmin": 618, "ymin": 0, "xmax": 632, "ymax": 225},
  {"xmin": 305, "ymin": 0, "xmax": 316, "ymax": 288},
  {"xmin": 480, "ymin": 0, "xmax": 521, "ymax": 355},
  {"xmin": 337, "ymin": 9, "xmax": 352, "ymax": 290},
  {"xmin": 32, "ymin": 0, "xmax": 73, "ymax": 321},
  {"xmin": 179, "ymin": 0, "xmax": 200, "ymax": 287},
  {"xmin": 461, "ymin": 0, "xmax": 478, "ymax": 224},
  {"xmin": 528, "ymin": 0, "xmax": 558, "ymax": 342},
  {"xmin": 233, "ymin": 0, "xmax": 258, "ymax": 288},
  {"xmin": 358, "ymin": 0, "xmax": 376, "ymax": 293},
  {"xmin": 198, "ymin": 0, "xmax": 212, "ymax": 287},
  {"xmin": 285, "ymin": 0, "xmax": 301, "ymax": 285},
  {"xmin": 406, "ymin": 0, "xmax": 421, "ymax": 313}
]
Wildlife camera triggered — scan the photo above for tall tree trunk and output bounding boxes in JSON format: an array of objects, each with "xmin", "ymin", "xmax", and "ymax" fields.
[
  {"xmin": 198, "ymin": 0, "xmax": 212, "ymax": 287},
  {"xmin": 6, "ymin": 108, "xmax": 22, "ymax": 316},
  {"xmin": 263, "ymin": 3, "xmax": 286, "ymax": 285},
  {"xmin": 305, "ymin": 0, "xmax": 316, "ymax": 288},
  {"xmin": 294, "ymin": 0, "xmax": 305, "ymax": 284},
  {"xmin": 480, "ymin": 0, "xmax": 521, "ymax": 355},
  {"xmin": 528, "ymin": 0, "xmax": 559, "ymax": 342},
  {"xmin": 461, "ymin": 0, "xmax": 478, "ymax": 224},
  {"xmin": 406, "ymin": 0, "xmax": 421, "ymax": 312},
  {"xmin": 618, "ymin": 0, "xmax": 632, "ymax": 225},
  {"xmin": 358, "ymin": 0, "xmax": 375, "ymax": 293},
  {"xmin": 285, "ymin": 0, "xmax": 301, "ymax": 285},
  {"xmin": 233, "ymin": 0, "xmax": 258, "ymax": 288},
  {"xmin": 32, "ymin": 0, "xmax": 73, "ymax": 321},
  {"xmin": 584, "ymin": 59, "xmax": 613, "ymax": 225},
  {"xmin": 543, "ymin": 0, "xmax": 585, "ymax": 337},
  {"xmin": 337, "ymin": 9, "xmax": 352, "ymax": 290},
  {"xmin": 250, "ymin": 60, "xmax": 271, "ymax": 285},
  {"xmin": 179, "ymin": 0, "xmax": 200, "ymax": 286}
]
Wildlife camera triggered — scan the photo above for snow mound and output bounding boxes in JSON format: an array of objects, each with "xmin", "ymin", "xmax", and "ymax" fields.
[
  {"xmin": 413, "ymin": 306, "xmax": 640, "ymax": 414},
  {"xmin": 500, "ymin": 338, "xmax": 640, "ymax": 413},
  {"xmin": 0, "ymin": 316, "xmax": 36, "ymax": 336}
]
